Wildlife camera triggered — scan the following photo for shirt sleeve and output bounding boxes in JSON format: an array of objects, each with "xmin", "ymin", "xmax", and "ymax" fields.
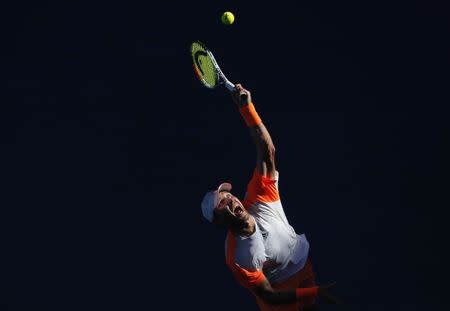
[
  {"xmin": 243, "ymin": 168, "xmax": 280, "ymax": 207},
  {"xmin": 228, "ymin": 263, "xmax": 267, "ymax": 289},
  {"xmin": 225, "ymin": 231, "xmax": 267, "ymax": 289}
]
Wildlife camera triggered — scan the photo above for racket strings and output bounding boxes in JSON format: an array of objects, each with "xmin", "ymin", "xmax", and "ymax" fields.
[{"xmin": 191, "ymin": 41, "xmax": 217, "ymax": 88}]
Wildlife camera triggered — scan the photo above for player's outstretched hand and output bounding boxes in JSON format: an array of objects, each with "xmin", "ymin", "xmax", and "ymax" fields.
[
  {"xmin": 319, "ymin": 282, "xmax": 342, "ymax": 305},
  {"xmin": 231, "ymin": 84, "xmax": 252, "ymax": 107}
]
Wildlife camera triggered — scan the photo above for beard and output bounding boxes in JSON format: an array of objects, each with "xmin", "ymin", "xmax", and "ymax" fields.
[{"xmin": 227, "ymin": 213, "xmax": 249, "ymax": 231}]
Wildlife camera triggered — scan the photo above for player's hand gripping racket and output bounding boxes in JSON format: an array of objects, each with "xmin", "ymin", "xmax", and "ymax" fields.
[{"xmin": 190, "ymin": 41, "xmax": 248, "ymax": 101}]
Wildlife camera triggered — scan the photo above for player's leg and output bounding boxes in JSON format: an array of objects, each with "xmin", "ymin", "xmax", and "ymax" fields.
[{"xmin": 296, "ymin": 259, "xmax": 318, "ymax": 311}]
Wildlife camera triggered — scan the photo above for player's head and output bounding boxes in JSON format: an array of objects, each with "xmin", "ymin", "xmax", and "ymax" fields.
[{"xmin": 201, "ymin": 183, "xmax": 249, "ymax": 229}]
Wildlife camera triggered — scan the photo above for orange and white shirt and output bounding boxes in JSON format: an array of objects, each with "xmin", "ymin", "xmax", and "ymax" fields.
[{"xmin": 225, "ymin": 169, "xmax": 310, "ymax": 288}]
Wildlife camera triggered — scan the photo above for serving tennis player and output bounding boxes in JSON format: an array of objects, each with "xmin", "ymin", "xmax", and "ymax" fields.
[{"xmin": 201, "ymin": 84, "xmax": 341, "ymax": 311}]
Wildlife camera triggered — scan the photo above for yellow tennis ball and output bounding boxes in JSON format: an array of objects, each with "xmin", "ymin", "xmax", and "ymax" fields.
[{"xmin": 221, "ymin": 11, "xmax": 235, "ymax": 25}]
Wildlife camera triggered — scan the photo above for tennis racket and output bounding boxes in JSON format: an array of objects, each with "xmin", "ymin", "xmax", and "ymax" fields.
[{"xmin": 190, "ymin": 40, "xmax": 247, "ymax": 100}]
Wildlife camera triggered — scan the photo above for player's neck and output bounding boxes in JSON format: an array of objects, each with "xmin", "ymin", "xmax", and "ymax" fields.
[{"xmin": 234, "ymin": 215, "xmax": 256, "ymax": 237}]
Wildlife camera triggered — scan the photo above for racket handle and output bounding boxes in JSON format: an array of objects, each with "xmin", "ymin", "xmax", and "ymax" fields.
[
  {"xmin": 224, "ymin": 80, "xmax": 248, "ymax": 102},
  {"xmin": 224, "ymin": 80, "xmax": 235, "ymax": 91}
]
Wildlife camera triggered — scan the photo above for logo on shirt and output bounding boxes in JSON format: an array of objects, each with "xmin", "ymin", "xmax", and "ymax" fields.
[{"xmin": 261, "ymin": 231, "xmax": 268, "ymax": 239}]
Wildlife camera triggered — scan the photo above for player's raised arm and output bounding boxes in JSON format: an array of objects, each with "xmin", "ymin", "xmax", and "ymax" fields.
[{"xmin": 231, "ymin": 84, "xmax": 276, "ymax": 179}]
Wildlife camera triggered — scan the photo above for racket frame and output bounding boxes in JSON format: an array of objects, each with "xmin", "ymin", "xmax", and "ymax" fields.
[
  {"xmin": 206, "ymin": 50, "xmax": 235, "ymax": 91},
  {"xmin": 191, "ymin": 41, "xmax": 235, "ymax": 91}
]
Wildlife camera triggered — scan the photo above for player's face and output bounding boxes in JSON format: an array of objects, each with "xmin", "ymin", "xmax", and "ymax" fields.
[{"xmin": 214, "ymin": 191, "xmax": 248, "ymax": 228}]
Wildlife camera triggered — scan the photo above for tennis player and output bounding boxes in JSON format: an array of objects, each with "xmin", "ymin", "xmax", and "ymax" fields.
[{"xmin": 201, "ymin": 85, "xmax": 340, "ymax": 311}]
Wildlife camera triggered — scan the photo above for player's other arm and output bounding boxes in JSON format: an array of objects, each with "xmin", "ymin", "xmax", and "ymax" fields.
[{"xmin": 232, "ymin": 84, "xmax": 276, "ymax": 179}]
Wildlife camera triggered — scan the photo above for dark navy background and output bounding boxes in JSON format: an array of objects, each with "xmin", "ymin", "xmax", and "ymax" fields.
[{"xmin": 2, "ymin": 1, "xmax": 447, "ymax": 310}]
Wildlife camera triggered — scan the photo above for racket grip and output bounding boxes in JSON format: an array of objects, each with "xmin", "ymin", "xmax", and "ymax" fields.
[
  {"xmin": 224, "ymin": 80, "xmax": 235, "ymax": 91},
  {"xmin": 240, "ymin": 93, "xmax": 248, "ymax": 102},
  {"xmin": 224, "ymin": 80, "xmax": 248, "ymax": 102}
]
